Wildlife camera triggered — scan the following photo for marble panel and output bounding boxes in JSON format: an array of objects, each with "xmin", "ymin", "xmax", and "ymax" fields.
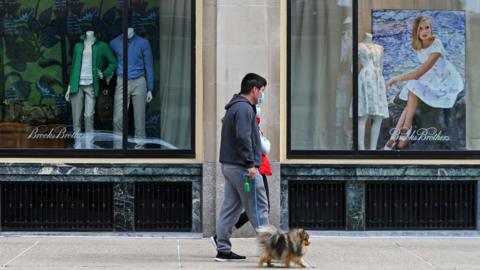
[
  {"xmin": 113, "ymin": 182, "xmax": 134, "ymax": 231},
  {"xmin": 346, "ymin": 181, "xmax": 365, "ymax": 231},
  {"xmin": 281, "ymin": 165, "xmax": 480, "ymax": 231},
  {"xmin": 0, "ymin": 163, "xmax": 202, "ymax": 233}
]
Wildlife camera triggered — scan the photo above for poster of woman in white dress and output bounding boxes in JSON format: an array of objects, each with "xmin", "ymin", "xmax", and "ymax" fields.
[{"xmin": 372, "ymin": 10, "xmax": 466, "ymax": 150}]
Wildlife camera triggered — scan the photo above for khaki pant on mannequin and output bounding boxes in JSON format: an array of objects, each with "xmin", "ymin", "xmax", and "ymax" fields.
[
  {"xmin": 358, "ymin": 115, "xmax": 383, "ymax": 150},
  {"xmin": 69, "ymin": 85, "xmax": 95, "ymax": 149},
  {"xmin": 113, "ymin": 76, "xmax": 147, "ymax": 149}
]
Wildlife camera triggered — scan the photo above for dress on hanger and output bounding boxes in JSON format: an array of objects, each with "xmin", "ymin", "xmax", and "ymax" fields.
[
  {"xmin": 399, "ymin": 38, "xmax": 463, "ymax": 108},
  {"xmin": 357, "ymin": 42, "xmax": 389, "ymax": 118}
]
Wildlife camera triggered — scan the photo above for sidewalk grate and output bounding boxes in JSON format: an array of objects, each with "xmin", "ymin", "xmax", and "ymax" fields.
[
  {"xmin": 366, "ymin": 181, "xmax": 476, "ymax": 230},
  {"xmin": 1, "ymin": 182, "xmax": 113, "ymax": 231},
  {"xmin": 289, "ymin": 181, "xmax": 346, "ymax": 230},
  {"xmin": 135, "ymin": 182, "xmax": 192, "ymax": 231}
]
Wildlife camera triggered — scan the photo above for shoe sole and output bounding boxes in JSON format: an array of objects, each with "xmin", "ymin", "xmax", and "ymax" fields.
[
  {"xmin": 214, "ymin": 258, "xmax": 246, "ymax": 262},
  {"xmin": 210, "ymin": 236, "xmax": 217, "ymax": 250}
]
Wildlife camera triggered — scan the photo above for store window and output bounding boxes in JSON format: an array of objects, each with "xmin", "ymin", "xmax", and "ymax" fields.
[
  {"xmin": 0, "ymin": 0, "xmax": 193, "ymax": 153},
  {"xmin": 289, "ymin": 0, "xmax": 480, "ymax": 155},
  {"xmin": 289, "ymin": 0, "xmax": 353, "ymax": 151}
]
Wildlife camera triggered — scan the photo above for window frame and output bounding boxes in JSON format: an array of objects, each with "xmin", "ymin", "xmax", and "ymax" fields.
[
  {"xmin": 0, "ymin": 0, "xmax": 196, "ymax": 158},
  {"xmin": 286, "ymin": 0, "xmax": 480, "ymax": 159}
]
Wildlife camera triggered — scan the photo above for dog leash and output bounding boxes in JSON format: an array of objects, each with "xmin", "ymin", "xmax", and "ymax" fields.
[
  {"xmin": 244, "ymin": 172, "xmax": 260, "ymax": 226},
  {"xmin": 253, "ymin": 174, "xmax": 260, "ymax": 226}
]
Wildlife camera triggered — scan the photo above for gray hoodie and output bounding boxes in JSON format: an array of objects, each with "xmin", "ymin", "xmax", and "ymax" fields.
[{"xmin": 219, "ymin": 94, "xmax": 262, "ymax": 168}]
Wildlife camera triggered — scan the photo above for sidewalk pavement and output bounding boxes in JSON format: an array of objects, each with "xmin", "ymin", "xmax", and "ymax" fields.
[{"xmin": 1, "ymin": 234, "xmax": 480, "ymax": 269}]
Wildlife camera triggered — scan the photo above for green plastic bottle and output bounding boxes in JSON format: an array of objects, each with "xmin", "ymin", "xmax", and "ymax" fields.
[{"xmin": 243, "ymin": 173, "xmax": 251, "ymax": 192}]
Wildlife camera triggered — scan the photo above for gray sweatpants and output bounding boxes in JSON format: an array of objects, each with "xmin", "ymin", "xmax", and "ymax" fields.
[{"xmin": 216, "ymin": 164, "xmax": 269, "ymax": 253}]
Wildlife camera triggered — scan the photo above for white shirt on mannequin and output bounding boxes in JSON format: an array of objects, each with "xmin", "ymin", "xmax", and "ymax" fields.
[{"xmin": 79, "ymin": 31, "xmax": 96, "ymax": 85}]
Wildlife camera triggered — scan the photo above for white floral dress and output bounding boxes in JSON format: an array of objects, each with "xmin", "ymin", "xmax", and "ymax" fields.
[
  {"xmin": 399, "ymin": 38, "xmax": 463, "ymax": 108},
  {"xmin": 357, "ymin": 42, "xmax": 389, "ymax": 118}
]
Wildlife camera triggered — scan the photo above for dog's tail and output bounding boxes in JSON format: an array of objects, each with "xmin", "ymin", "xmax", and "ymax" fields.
[{"xmin": 256, "ymin": 225, "xmax": 282, "ymax": 248}]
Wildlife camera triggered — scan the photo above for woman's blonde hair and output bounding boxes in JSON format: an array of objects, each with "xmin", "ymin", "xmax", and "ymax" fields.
[{"xmin": 412, "ymin": 15, "xmax": 435, "ymax": 51}]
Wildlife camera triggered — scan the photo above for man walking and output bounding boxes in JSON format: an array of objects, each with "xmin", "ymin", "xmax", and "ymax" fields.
[{"xmin": 215, "ymin": 73, "xmax": 270, "ymax": 262}]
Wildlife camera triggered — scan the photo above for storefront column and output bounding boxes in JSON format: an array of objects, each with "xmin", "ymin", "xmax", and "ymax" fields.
[{"xmin": 346, "ymin": 181, "xmax": 365, "ymax": 230}]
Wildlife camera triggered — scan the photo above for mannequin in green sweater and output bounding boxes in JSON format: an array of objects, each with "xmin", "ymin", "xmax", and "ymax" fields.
[{"xmin": 65, "ymin": 31, "xmax": 116, "ymax": 148}]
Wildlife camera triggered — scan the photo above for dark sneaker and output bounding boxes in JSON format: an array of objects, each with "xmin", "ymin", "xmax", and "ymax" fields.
[
  {"xmin": 210, "ymin": 235, "xmax": 217, "ymax": 249},
  {"xmin": 215, "ymin": 251, "xmax": 246, "ymax": 262}
]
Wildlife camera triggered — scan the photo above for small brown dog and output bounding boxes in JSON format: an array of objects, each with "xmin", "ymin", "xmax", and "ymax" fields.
[{"xmin": 257, "ymin": 225, "xmax": 310, "ymax": 268}]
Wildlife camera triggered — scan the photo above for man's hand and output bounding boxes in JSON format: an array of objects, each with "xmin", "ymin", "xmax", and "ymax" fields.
[{"xmin": 247, "ymin": 167, "xmax": 257, "ymax": 181}]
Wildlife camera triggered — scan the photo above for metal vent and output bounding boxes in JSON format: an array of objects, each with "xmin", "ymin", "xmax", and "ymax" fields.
[
  {"xmin": 135, "ymin": 182, "xmax": 192, "ymax": 231},
  {"xmin": 1, "ymin": 182, "xmax": 113, "ymax": 231},
  {"xmin": 289, "ymin": 181, "xmax": 345, "ymax": 230},
  {"xmin": 366, "ymin": 182, "xmax": 476, "ymax": 230}
]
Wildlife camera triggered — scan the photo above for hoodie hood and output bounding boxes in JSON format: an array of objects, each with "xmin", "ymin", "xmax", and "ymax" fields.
[
  {"xmin": 225, "ymin": 93, "xmax": 253, "ymax": 110},
  {"xmin": 220, "ymin": 94, "xmax": 262, "ymax": 168}
]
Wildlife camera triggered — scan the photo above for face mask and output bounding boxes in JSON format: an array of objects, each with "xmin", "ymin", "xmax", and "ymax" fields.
[{"xmin": 258, "ymin": 92, "xmax": 265, "ymax": 104}]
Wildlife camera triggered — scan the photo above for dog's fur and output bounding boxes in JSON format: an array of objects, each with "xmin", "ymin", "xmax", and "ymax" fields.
[{"xmin": 257, "ymin": 225, "xmax": 310, "ymax": 268}]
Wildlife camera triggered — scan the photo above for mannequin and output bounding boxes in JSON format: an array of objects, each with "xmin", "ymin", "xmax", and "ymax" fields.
[
  {"xmin": 66, "ymin": 30, "xmax": 117, "ymax": 148},
  {"xmin": 109, "ymin": 27, "xmax": 154, "ymax": 149},
  {"xmin": 357, "ymin": 33, "xmax": 389, "ymax": 150},
  {"xmin": 335, "ymin": 16, "xmax": 352, "ymax": 149}
]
